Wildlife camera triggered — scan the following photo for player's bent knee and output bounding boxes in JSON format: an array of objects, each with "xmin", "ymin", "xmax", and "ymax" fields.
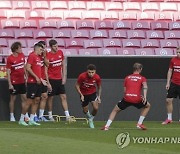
[{"xmin": 166, "ymin": 98, "xmax": 173, "ymax": 104}]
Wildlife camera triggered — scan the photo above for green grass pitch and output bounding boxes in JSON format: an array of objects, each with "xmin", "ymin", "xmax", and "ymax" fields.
[{"xmin": 0, "ymin": 121, "xmax": 179, "ymax": 154}]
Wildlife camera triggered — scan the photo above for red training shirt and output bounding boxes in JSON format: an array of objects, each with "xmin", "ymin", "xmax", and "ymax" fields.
[
  {"xmin": 27, "ymin": 52, "xmax": 41, "ymax": 83},
  {"xmin": 46, "ymin": 50, "xmax": 64, "ymax": 80},
  {"xmin": 169, "ymin": 57, "xmax": 180, "ymax": 85},
  {"xmin": 124, "ymin": 73, "xmax": 146, "ymax": 103},
  {"xmin": 6, "ymin": 53, "xmax": 25, "ymax": 84},
  {"xmin": 77, "ymin": 72, "xmax": 101, "ymax": 95}
]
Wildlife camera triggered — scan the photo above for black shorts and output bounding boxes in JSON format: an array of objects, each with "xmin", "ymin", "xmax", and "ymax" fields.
[
  {"xmin": 117, "ymin": 98, "xmax": 147, "ymax": 110},
  {"xmin": 41, "ymin": 84, "xmax": 47, "ymax": 94},
  {"xmin": 9, "ymin": 83, "xmax": 26, "ymax": 95},
  {"xmin": 167, "ymin": 82, "xmax": 180, "ymax": 99},
  {"xmin": 27, "ymin": 83, "xmax": 42, "ymax": 99},
  {"xmin": 81, "ymin": 92, "xmax": 97, "ymax": 107},
  {"xmin": 48, "ymin": 79, "xmax": 65, "ymax": 96}
]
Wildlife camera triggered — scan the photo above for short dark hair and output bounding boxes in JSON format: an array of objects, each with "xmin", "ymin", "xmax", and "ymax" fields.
[
  {"xmin": 34, "ymin": 43, "xmax": 44, "ymax": 50},
  {"xmin": 49, "ymin": 39, "xmax": 57, "ymax": 47},
  {"xmin": 133, "ymin": 63, "xmax": 143, "ymax": 71},
  {"xmin": 11, "ymin": 42, "xmax": 22, "ymax": 52},
  {"xmin": 38, "ymin": 40, "xmax": 46, "ymax": 46},
  {"xmin": 87, "ymin": 64, "xmax": 96, "ymax": 70}
]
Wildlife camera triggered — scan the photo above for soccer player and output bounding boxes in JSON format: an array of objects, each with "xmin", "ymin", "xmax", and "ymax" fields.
[
  {"xmin": 46, "ymin": 39, "xmax": 72, "ymax": 122},
  {"xmin": 6, "ymin": 42, "xmax": 29, "ymax": 122},
  {"xmin": 162, "ymin": 47, "xmax": 180, "ymax": 124},
  {"xmin": 37, "ymin": 41, "xmax": 51, "ymax": 121},
  {"xmin": 20, "ymin": 43, "xmax": 43, "ymax": 126},
  {"xmin": 75, "ymin": 64, "xmax": 102, "ymax": 128},
  {"xmin": 101, "ymin": 63, "xmax": 151, "ymax": 130}
]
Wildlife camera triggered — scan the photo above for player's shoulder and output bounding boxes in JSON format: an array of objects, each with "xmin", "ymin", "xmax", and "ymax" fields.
[
  {"xmin": 94, "ymin": 73, "xmax": 101, "ymax": 79},
  {"xmin": 79, "ymin": 72, "xmax": 86, "ymax": 77}
]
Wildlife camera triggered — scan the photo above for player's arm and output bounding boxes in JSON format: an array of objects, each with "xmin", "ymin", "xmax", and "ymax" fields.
[
  {"xmin": 142, "ymin": 82, "xmax": 148, "ymax": 103},
  {"xmin": 96, "ymin": 84, "xmax": 102, "ymax": 103},
  {"xmin": 45, "ymin": 65, "xmax": 52, "ymax": 91},
  {"xmin": 7, "ymin": 68, "xmax": 14, "ymax": 90},
  {"xmin": 26, "ymin": 63, "xmax": 41, "ymax": 84},
  {"xmin": 75, "ymin": 82, "xmax": 84, "ymax": 102},
  {"xmin": 166, "ymin": 68, "xmax": 172, "ymax": 90},
  {"xmin": 62, "ymin": 59, "xmax": 67, "ymax": 85}
]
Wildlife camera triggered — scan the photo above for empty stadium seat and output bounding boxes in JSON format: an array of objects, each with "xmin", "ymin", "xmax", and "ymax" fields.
[
  {"xmin": 22, "ymin": 48, "xmax": 33, "ymax": 56},
  {"xmin": 160, "ymin": 2, "xmax": 177, "ymax": 12},
  {"xmin": 103, "ymin": 39, "xmax": 122, "ymax": 48},
  {"xmin": 14, "ymin": 29, "xmax": 33, "ymax": 38},
  {"xmin": 52, "ymin": 29, "xmax": 71, "ymax": 38},
  {"xmin": 68, "ymin": 1, "xmax": 86, "ymax": 10},
  {"xmin": 119, "ymin": 11, "xmax": 137, "ymax": 20},
  {"xmin": 0, "ymin": 1, "xmax": 12, "ymax": 9},
  {"xmin": 20, "ymin": 20, "xmax": 37, "ymax": 29},
  {"xmin": 113, "ymin": 21, "xmax": 131, "ymax": 29},
  {"xmin": 105, "ymin": 2, "xmax": 123, "ymax": 11},
  {"xmin": 12, "ymin": 1, "xmax": 31, "ymax": 10},
  {"xmin": 1, "ymin": 20, "xmax": 20, "ymax": 29},
  {"xmin": 141, "ymin": 39, "xmax": 159, "ymax": 48},
  {"xmin": 90, "ymin": 30, "xmax": 108, "ymax": 39},
  {"xmin": 82, "ymin": 11, "xmax": 100, "ymax": 20},
  {"xmin": 173, "ymin": 12, "xmax": 180, "ymax": 21},
  {"xmin": 65, "ymin": 39, "xmax": 84, "ymax": 49},
  {"xmin": 33, "ymin": 29, "xmax": 52, "ymax": 39},
  {"xmin": 39, "ymin": 20, "xmax": 57, "ymax": 29},
  {"xmin": 31, "ymin": 1, "xmax": 49, "ymax": 10},
  {"xmin": 86, "ymin": 2, "xmax": 104, "ymax": 11},
  {"xmin": 98, "ymin": 48, "xmax": 117, "ymax": 55},
  {"xmin": 127, "ymin": 30, "xmax": 145, "ymax": 39},
  {"xmin": 0, "ymin": 29, "xmax": 14, "ymax": 38},
  {"xmin": 151, "ymin": 21, "xmax": 169, "ymax": 30},
  {"xmin": 49, "ymin": 1, "xmax": 68, "ymax": 10},
  {"xmin": 46, "ymin": 38, "xmax": 65, "ymax": 48},
  {"xmin": 0, "ymin": 10, "xmax": 7, "ymax": 19},
  {"xmin": 160, "ymin": 39, "xmax": 178, "ymax": 48},
  {"xmin": 155, "ymin": 12, "xmax": 173, "ymax": 21},
  {"xmin": 8, "ymin": 39, "xmax": 27, "ymax": 48},
  {"xmin": 76, "ymin": 20, "xmax": 94, "ymax": 30},
  {"xmin": 141, "ymin": 2, "xmax": 159, "ymax": 11},
  {"xmin": 84, "ymin": 40, "xmax": 102, "ymax": 48},
  {"xmin": 26, "ymin": 10, "xmax": 44, "ymax": 19},
  {"xmin": 6, "ymin": 10, "xmax": 26, "ymax": 19},
  {"xmin": 57, "ymin": 20, "xmax": 75, "ymax": 29},
  {"xmin": 117, "ymin": 48, "xmax": 135, "ymax": 55},
  {"xmin": 146, "ymin": 31, "xmax": 164, "ymax": 39},
  {"xmin": 27, "ymin": 39, "xmax": 40, "ymax": 48},
  {"xmin": 122, "ymin": 39, "xmax": 141, "ymax": 48},
  {"xmin": 61, "ymin": 49, "xmax": 79, "ymax": 56},
  {"xmin": 94, "ymin": 21, "xmax": 113, "ymax": 30},
  {"xmin": 164, "ymin": 31, "xmax": 180, "ymax": 39},
  {"xmin": 79, "ymin": 49, "xmax": 98, "ymax": 56},
  {"xmin": 155, "ymin": 48, "xmax": 174, "ymax": 56},
  {"xmin": 123, "ymin": 2, "xmax": 141, "ymax": 11},
  {"xmin": 137, "ymin": 12, "xmax": 155, "ymax": 21},
  {"xmin": 71, "ymin": 30, "xmax": 89, "ymax": 39},
  {"xmin": 64, "ymin": 11, "xmax": 82, "ymax": 20},
  {"xmin": 2, "ymin": 48, "xmax": 11, "ymax": 56},
  {"xmin": 0, "ymin": 39, "xmax": 8, "ymax": 47},
  {"xmin": 135, "ymin": 48, "xmax": 155, "ymax": 56},
  {"xmin": 109, "ymin": 30, "xmax": 127, "ymax": 39},
  {"xmin": 44, "ymin": 10, "xmax": 63, "ymax": 20},
  {"xmin": 132, "ymin": 21, "xmax": 151, "ymax": 30},
  {"xmin": 100, "ymin": 11, "xmax": 119, "ymax": 20},
  {"xmin": 169, "ymin": 21, "xmax": 180, "ymax": 30}
]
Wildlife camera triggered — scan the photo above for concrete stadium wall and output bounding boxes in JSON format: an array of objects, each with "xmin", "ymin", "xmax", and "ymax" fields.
[{"xmin": 0, "ymin": 79, "xmax": 179, "ymax": 121}]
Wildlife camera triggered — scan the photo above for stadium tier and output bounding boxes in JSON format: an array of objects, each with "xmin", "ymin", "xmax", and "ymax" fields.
[{"xmin": 0, "ymin": 0, "xmax": 180, "ymax": 59}]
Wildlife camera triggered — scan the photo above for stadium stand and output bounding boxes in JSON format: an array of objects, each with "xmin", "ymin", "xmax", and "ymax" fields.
[{"xmin": 0, "ymin": 0, "xmax": 180, "ymax": 60}]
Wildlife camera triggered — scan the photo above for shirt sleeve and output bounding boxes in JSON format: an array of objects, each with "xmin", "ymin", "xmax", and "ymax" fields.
[
  {"xmin": 77, "ymin": 75, "xmax": 83, "ymax": 84},
  {"xmin": 142, "ymin": 77, "xmax": 147, "ymax": 83},
  {"xmin": 96, "ymin": 75, "xmax": 101, "ymax": 86},
  {"xmin": 27, "ymin": 54, "xmax": 34, "ymax": 65},
  {"xmin": 6, "ymin": 57, "xmax": 11, "ymax": 69},
  {"xmin": 124, "ymin": 76, "xmax": 128, "ymax": 87}
]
